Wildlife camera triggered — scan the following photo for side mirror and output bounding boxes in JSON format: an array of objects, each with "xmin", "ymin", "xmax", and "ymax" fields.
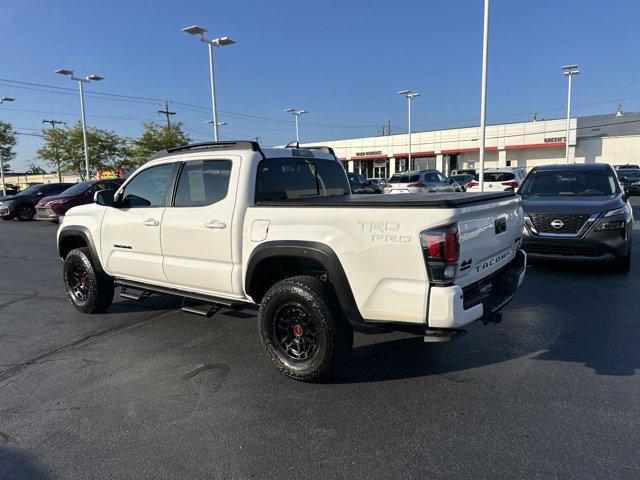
[{"xmin": 94, "ymin": 189, "xmax": 115, "ymax": 207}]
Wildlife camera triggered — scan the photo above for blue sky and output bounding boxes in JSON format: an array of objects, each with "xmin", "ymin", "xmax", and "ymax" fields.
[{"xmin": 1, "ymin": 0, "xmax": 640, "ymax": 171}]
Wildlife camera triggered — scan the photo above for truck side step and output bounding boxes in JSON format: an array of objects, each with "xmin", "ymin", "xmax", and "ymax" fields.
[
  {"xmin": 181, "ymin": 297, "xmax": 222, "ymax": 317},
  {"xmin": 120, "ymin": 286, "xmax": 152, "ymax": 302},
  {"xmin": 423, "ymin": 328, "xmax": 467, "ymax": 343}
]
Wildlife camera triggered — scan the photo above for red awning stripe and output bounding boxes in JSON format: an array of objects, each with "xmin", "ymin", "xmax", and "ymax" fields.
[
  {"xmin": 505, "ymin": 141, "xmax": 565, "ymax": 150},
  {"xmin": 350, "ymin": 155, "xmax": 388, "ymax": 160},
  {"xmin": 393, "ymin": 151, "xmax": 435, "ymax": 157}
]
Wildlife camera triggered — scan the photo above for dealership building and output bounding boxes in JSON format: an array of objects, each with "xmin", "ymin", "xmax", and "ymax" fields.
[{"xmin": 301, "ymin": 109, "xmax": 640, "ymax": 178}]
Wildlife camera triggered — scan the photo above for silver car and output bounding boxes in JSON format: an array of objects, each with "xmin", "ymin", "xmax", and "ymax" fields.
[{"xmin": 383, "ymin": 170, "xmax": 456, "ymax": 194}]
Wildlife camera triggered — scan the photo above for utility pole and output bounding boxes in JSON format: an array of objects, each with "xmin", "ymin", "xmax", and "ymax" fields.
[
  {"xmin": 478, "ymin": 0, "xmax": 490, "ymax": 192},
  {"xmin": 157, "ymin": 100, "xmax": 176, "ymax": 130},
  {"xmin": 42, "ymin": 119, "xmax": 66, "ymax": 182},
  {"xmin": 562, "ymin": 64, "xmax": 579, "ymax": 164}
]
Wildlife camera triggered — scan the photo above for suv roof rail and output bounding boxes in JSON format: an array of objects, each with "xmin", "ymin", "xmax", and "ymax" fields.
[
  {"xmin": 149, "ymin": 140, "xmax": 265, "ymax": 160},
  {"xmin": 283, "ymin": 142, "xmax": 337, "ymax": 157}
]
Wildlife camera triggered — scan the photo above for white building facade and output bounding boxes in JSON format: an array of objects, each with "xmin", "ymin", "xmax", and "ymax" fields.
[{"xmin": 301, "ymin": 110, "xmax": 640, "ymax": 178}]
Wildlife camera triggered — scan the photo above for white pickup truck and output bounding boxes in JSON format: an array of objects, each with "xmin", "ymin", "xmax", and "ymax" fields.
[{"xmin": 57, "ymin": 141, "xmax": 526, "ymax": 381}]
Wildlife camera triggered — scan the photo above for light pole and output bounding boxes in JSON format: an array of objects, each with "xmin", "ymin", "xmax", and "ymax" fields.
[
  {"xmin": 562, "ymin": 64, "xmax": 579, "ymax": 164},
  {"xmin": 284, "ymin": 108, "xmax": 307, "ymax": 143},
  {"xmin": 54, "ymin": 70, "xmax": 104, "ymax": 180},
  {"xmin": 0, "ymin": 96, "xmax": 16, "ymax": 196},
  {"xmin": 478, "ymin": 0, "xmax": 490, "ymax": 192},
  {"xmin": 182, "ymin": 25, "xmax": 236, "ymax": 142},
  {"xmin": 205, "ymin": 120, "xmax": 227, "ymax": 139},
  {"xmin": 398, "ymin": 90, "xmax": 420, "ymax": 171}
]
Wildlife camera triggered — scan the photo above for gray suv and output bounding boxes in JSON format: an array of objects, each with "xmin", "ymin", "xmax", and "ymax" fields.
[{"xmin": 383, "ymin": 170, "xmax": 456, "ymax": 194}]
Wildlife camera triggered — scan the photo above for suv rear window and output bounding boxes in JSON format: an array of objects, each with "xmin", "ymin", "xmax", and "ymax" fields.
[
  {"xmin": 475, "ymin": 172, "xmax": 515, "ymax": 182},
  {"xmin": 255, "ymin": 157, "xmax": 349, "ymax": 201},
  {"xmin": 389, "ymin": 174, "xmax": 420, "ymax": 183}
]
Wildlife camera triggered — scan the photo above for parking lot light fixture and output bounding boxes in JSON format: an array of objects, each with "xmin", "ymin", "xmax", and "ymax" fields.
[
  {"xmin": 182, "ymin": 25, "xmax": 236, "ymax": 142},
  {"xmin": 562, "ymin": 64, "xmax": 580, "ymax": 164},
  {"xmin": 478, "ymin": 0, "xmax": 490, "ymax": 192},
  {"xmin": 284, "ymin": 108, "xmax": 307, "ymax": 143},
  {"xmin": 398, "ymin": 90, "xmax": 420, "ymax": 171},
  {"xmin": 205, "ymin": 120, "xmax": 227, "ymax": 139},
  {"xmin": 0, "ymin": 96, "xmax": 16, "ymax": 196},
  {"xmin": 54, "ymin": 69, "xmax": 105, "ymax": 180}
]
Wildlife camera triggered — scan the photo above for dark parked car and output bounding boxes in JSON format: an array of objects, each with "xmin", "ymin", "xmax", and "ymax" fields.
[
  {"xmin": 0, "ymin": 183, "xmax": 73, "ymax": 221},
  {"xmin": 35, "ymin": 179, "xmax": 124, "ymax": 222},
  {"xmin": 613, "ymin": 164, "xmax": 639, "ymax": 170},
  {"xmin": 449, "ymin": 174, "xmax": 475, "ymax": 191},
  {"xmin": 347, "ymin": 172, "xmax": 382, "ymax": 194},
  {"xmin": 520, "ymin": 164, "xmax": 633, "ymax": 273},
  {"xmin": 616, "ymin": 168, "xmax": 640, "ymax": 196}
]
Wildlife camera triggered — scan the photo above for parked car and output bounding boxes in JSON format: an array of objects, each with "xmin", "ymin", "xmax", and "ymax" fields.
[
  {"xmin": 451, "ymin": 169, "xmax": 476, "ymax": 176},
  {"xmin": 520, "ymin": 163, "xmax": 633, "ymax": 273},
  {"xmin": 466, "ymin": 168, "xmax": 527, "ymax": 192},
  {"xmin": 57, "ymin": 141, "xmax": 525, "ymax": 381},
  {"xmin": 368, "ymin": 177, "xmax": 388, "ymax": 189},
  {"xmin": 2, "ymin": 184, "xmax": 21, "ymax": 196},
  {"xmin": 36, "ymin": 179, "xmax": 124, "ymax": 222},
  {"xmin": 449, "ymin": 174, "xmax": 475, "ymax": 191},
  {"xmin": 613, "ymin": 164, "xmax": 639, "ymax": 170},
  {"xmin": 383, "ymin": 170, "xmax": 456, "ymax": 194},
  {"xmin": 616, "ymin": 168, "xmax": 640, "ymax": 196},
  {"xmin": 0, "ymin": 183, "xmax": 73, "ymax": 221},
  {"xmin": 347, "ymin": 172, "xmax": 382, "ymax": 194}
]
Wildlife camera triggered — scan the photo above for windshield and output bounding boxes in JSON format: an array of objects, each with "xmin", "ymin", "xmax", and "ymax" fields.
[
  {"xmin": 475, "ymin": 172, "xmax": 515, "ymax": 182},
  {"xmin": 15, "ymin": 185, "xmax": 43, "ymax": 196},
  {"xmin": 618, "ymin": 169, "xmax": 640, "ymax": 180},
  {"xmin": 59, "ymin": 182, "xmax": 91, "ymax": 196},
  {"xmin": 519, "ymin": 169, "xmax": 618, "ymax": 197}
]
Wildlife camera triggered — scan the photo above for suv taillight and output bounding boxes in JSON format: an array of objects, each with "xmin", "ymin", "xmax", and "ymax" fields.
[
  {"xmin": 419, "ymin": 224, "xmax": 459, "ymax": 284},
  {"xmin": 467, "ymin": 181, "xmax": 479, "ymax": 188},
  {"xmin": 502, "ymin": 181, "xmax": 519, "ymax": 189},
  {"xmin": 407, "ymin": 182, "xmax": 426, "ymax": 188}
]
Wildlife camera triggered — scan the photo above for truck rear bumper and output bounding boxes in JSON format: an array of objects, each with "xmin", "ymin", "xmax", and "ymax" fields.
[{"xmin": 427, "ymin": 249, "xmax": 526, "ymax": 329}]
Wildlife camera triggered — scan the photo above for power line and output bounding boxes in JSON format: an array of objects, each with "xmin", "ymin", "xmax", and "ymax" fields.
[{"xmin": 157, "ymin": 100, "xmax": 176, "ymax": 129}]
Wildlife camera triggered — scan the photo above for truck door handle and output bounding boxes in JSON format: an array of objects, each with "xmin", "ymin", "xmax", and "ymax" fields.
[
  {"xmin": 143, "ymin": 218, "xmax": 160, "ymax": 227},
  {"xmin": 205, "ymin": 220, "xmax": 227, "ymax": 229}
]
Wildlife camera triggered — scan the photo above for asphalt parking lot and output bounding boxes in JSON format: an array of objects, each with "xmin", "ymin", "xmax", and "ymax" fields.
[{"xmin": 1, "ymin": 200, "xmax": 639, "ymax": 480}]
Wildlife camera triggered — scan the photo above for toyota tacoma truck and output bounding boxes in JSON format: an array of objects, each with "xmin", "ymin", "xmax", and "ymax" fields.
[{"xmin": 57, "ymin": 141, "xmax": 526, "ymax": 381}]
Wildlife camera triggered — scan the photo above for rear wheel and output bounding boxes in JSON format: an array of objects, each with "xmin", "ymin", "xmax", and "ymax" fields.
[
  {"xmin": 259, "ymin": 275, "xmax": 353, "ymax": 382},
  {"xmin": 63, "ymin": 247, "xmax": 114, "ymax": 313},
  {"xmin": 16, "ymin": 205, "xmax": 35, "ymax": 221}
]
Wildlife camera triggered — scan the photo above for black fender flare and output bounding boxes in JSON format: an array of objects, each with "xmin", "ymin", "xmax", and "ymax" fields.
[
  {"xmin": 57, "ymin": 225, "xmax": 106, "ymax": 275},
  {"xmin": 245, "ymin": 240, "xmax": 364, "ymax": 325}
]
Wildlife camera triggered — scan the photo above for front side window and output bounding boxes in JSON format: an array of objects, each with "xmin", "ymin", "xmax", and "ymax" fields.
[
  {"xmin": 255, "ymin": 157, "xmax": 349, "ymax": 201},
  {"xmin": 174, "ymin": 160, "xmax": 232, "ymax": 207},
  {"xmin": 120, "ymin": 163, "xmax": 174, "ymax": 208}
]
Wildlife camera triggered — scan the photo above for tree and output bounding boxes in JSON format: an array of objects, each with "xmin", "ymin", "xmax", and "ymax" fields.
[
  {"xmin": 129, "ymin": 122, "xmax": 190, "ymax": 167},
  {"xmin": 26, "ymin": 163, "xmax": 46, "ymax": 174},
  {"xmin": 0, "ymin": 121, "xmax": 18, "ymax": 174},
  {"xmin": 37, "ymin": 122, "xmax": 129, "ymax": 180}
]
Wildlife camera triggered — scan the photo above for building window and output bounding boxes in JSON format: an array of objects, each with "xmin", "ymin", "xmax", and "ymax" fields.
[{"xmin": 506, "ymin": 160, "xmax": 512, "ymax": 167}]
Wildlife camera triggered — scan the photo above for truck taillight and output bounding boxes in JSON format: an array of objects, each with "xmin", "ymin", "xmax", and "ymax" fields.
[
  {"xmin": 407, "ymin": 182, "xmax": 426, "ymax": 188},
  {"xmin": 467, "ymin": 181, "xmax": 479, "ymax": 188},
  {"xmin": 502, "ymin": 181, "xmax": 519, "ymax": 189},
  {"xmin": 419, "ymin": 224, "xmax": 459, "ymax": 284}
]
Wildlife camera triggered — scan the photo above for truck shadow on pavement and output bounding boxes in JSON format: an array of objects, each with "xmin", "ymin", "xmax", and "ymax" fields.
[{"xmin": 0, "ymin": 446, "xmax": 52, "ymax": 480}]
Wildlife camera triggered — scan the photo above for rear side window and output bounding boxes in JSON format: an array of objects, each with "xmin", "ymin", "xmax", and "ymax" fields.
[
  {"xmin": 174, "ymin": 160, "xmax": 232, "ymax": 207},
  {"xmin": 255, "ymin": 157, "xmax": 349, "ymax": 201},
  {"xmin": 121, "ymin": 163, "xmax": 174, "ymax": 208},
  {"xmin": 423, "ymin": 173, "xmax": 439, "ymax": 182}
]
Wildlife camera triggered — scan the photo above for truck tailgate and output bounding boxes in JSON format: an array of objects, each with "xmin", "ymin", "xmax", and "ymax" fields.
[{"xmin": 454, "ymin": 196, "xmax": 523, "ymax": 288}]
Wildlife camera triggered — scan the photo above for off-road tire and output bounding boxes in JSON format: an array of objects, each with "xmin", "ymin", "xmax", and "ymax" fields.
[
  {"xmin": 63, "ymin": 247, "xmax": 114, "ymax": 313},
  {"xmin": 259, "ymin": 275, "xmax": 353, "ymax": 382},
  {"xmin": 16, "ymin": 205, "xmax": 35, "ymax": 221}
]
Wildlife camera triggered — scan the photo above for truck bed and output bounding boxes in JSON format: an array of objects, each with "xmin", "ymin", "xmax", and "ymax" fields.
[{"xmin": 254, "ymin": 191, "xmax": 516, "ymax": 208}]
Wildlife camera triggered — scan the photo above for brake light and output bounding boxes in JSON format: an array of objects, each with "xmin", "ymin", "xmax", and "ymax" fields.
[
  {"xmin": 383, "ymin": 183, "xmax": 392, "ymax": 187},
  {"xmin": 502, "ymin": 181, "xmax": 519, "ymax": 188},
  {"xmin": 419, "ymin": 224, "xmax": 459, "ymax": 284},
  {"xmin": 467, "ymin": 181, "xmax": 479, "ymax": 188},
  {"xmin": 407, "ymin": 182, "xmax": 426, "ymax": 188}
]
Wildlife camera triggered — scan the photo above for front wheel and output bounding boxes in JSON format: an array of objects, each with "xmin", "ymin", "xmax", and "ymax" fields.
[
  {"xmin": 16, "ymin": 205, "xmax": 35, "ymax": 221},
  {"xmin": 63, "ymin": 247, "xmax": 114, "ymax": 313},
  {"xmin": 259, "ymin": 275, "xmax": 353, "ymax": 382}
]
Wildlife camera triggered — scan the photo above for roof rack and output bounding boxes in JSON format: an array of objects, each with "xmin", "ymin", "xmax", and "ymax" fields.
[
  {"xmin": 283, "ymin": 141, "xmax": 337, "ymax": 157},
  {"xmin": 149, "ymin": 141, "xmax": 265, "ymax": 161}
]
